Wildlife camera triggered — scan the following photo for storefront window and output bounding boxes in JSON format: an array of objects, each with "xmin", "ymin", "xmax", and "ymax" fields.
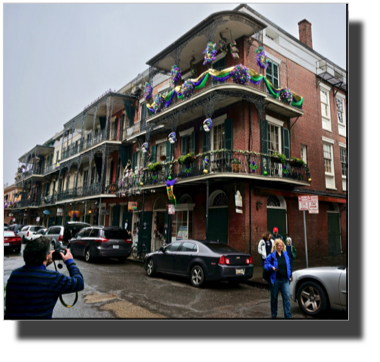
[{"xmin": 176, "ymin": 210, "xmax": 193, "ymax": 240}]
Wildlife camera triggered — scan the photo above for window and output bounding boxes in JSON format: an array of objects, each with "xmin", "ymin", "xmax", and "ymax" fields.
[
  {"xmin": 320, "ymin": 84, "xmax": 331, "ymax": 131},
  {"xmin": 322, "ymin": 138, "xmax": 336, "ymax": 189},
  {"xmin": 157, "ymin": 142, "xmax": 166, "ymax": 159},
  {"xmin": 180, "ymin": 242, "xmax": 197, "ymax": 252},
  {"xmin": 336, "ymin": 95, "xmax": 346, "ymax": 137},
  {"xmin": 56, "ymin": 151, "xmax": 59, "ymax": 162},
  {"xmin": 213, "ymin": 123, "xmax": 225, "ymax": 151},
  {"xmin": 83, "ymin": 170, "xmax": 89, "ymax": 186},
  {"xmin": 266, "ymin": 60, "xmax": 279, "ymax": 94},
  {"xmin": 165, "ymin": 242, "xmax": 182, "ymax": 252},
  {"xmin": 340, "ymin": 146, "xmax": 347, "ymax": 191},
  {"xmin": 268, "ymin": 124, "xmax": 280, "ymax": 155},
  {"xmin": 300, "ymin": 144, "xmax": 307, "ymax": 164}
]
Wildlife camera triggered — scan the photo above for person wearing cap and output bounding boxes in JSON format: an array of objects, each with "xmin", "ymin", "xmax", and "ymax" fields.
[
  {"xmin": 285, "ymin": 237, "xmax": 297, "ymax": 273},
  {"xmin": 271, "ymin": 227, "xmax": 283, "ymax": 241},
  {"xmin": 258, "ymin": 231, "xmax": 273, "ymax": 279}
]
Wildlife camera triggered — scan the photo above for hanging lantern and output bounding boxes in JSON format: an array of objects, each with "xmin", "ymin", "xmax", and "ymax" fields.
[
  {"xmin": 203, "ymin": 118, "xmax": 212, "ymax": 132},
  {"xmin": 168, "ymin": 132, "xmax": 176, "ymax": 144}
]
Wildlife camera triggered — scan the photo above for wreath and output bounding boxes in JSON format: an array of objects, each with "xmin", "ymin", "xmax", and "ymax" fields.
[
  {"xmin": 231, "ymin": 64, "xmax": 249, "ymax": 85},
  {"xmin": 170, "ymin": 65, "xmax": 182, "ymax": 85}
]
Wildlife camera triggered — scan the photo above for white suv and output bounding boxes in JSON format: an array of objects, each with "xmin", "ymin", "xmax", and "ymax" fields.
[{"xmin": 18, "ymin": 225, "xmax": 45, "ymax": 243}]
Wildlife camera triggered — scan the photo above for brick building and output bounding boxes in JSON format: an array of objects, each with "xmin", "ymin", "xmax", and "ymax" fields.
[{"xmin": 10, "ymin": 5, "xmax": 346, "ymax": 265}]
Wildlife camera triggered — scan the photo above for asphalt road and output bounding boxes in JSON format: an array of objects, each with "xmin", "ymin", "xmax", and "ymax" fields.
[{"xmin": 4, "ymin": 246, "xmax": 346, "ymax": 319}]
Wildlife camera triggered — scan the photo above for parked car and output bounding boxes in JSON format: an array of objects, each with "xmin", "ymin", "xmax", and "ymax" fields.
[
  {"xmin": 45, "ymin": 222, "xmax": 90, "ymax": 248},
  {"xmin": 4, "ymin": 230, "xmax": 21, "ymax": 254},
  {"xmin": 289, "ymin": 266, "xmax": 347, "ymax": 317},
  {"xmin": 69, "ymin": 226, "xmax": 132, "ymax": 263},
  {"xmin": 144, "ymin": 240, "xmax": 254, "ymax": 288},
  {"xmin": 18, "ymin": 225, "xmax": 45, "ymax": 243},
  {"xmin": 8, "ymin": 224, "xmax": 24, "ymax": 235},
  {"xmin": 29, "ymin": 228, "xmax": 47, "ymax": 241}
]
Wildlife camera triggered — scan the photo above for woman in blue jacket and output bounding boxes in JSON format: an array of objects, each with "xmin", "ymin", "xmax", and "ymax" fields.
[{"xmin": 264, "ymin": 238, "xmax": 292, "ymax": 318}]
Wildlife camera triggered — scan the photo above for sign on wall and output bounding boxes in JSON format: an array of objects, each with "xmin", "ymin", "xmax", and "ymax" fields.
[
  {"xmin": 298, "ymin": 195, "xmax": 319, "ymax": 213},
  {"xmin": 168, "ymin": 204, "xmax": 175, "ymax": 215},
  {"xmin": 128, "ymin": 202, "xmax": 137, "ymax": 211}
]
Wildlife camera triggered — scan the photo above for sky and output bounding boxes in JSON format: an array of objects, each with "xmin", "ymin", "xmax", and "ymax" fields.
[{"xmin": 2, "ymin": 2, "xmax": 346, "ymax": 187}]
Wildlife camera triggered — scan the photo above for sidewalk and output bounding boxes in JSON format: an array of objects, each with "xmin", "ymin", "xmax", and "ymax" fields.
[{"xmin": 128, "ymin": 253, "xmax": 347, "ymax": 289}]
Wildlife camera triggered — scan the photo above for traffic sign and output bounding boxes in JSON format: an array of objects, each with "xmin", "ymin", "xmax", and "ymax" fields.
[
  {"xmin": 309, "ymin": 196, "xmax": 319, "ymax": 214},
  {"xmin": 298, "ymin": 196, "xmax": 310, "ymax": 210}
]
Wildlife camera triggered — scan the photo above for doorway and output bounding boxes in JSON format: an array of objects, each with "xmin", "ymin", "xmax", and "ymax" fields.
[
  {"xmin": 208, "ymin": 191, "xmax": 228, "ymax": 243},
  {"xmin": 327, "ymin": 203, "xmax": 341, "ymax": 255},
  {"xmin": 267, "ymin": 195, "xmax": 287, "ymax": 238}
]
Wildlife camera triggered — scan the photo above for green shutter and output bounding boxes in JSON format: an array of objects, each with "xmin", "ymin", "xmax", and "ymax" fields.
[
  {"xmin": 191, "ymin": 131, "xmax": 196, "ymax": 153},
  {"xmin": 282, "ymin": 128, "xmax": 290, "ymax": 159},
  {"xmin": 132, "ymin": 152, "xmax": 137, "ymax": 171},
  {"xmin": 151, "ymin": 145, "xmax": 157, "ymax": 163},
  {"xmin": 166, "ymin": 141, "xmax": 172, "ymax": 160},
  {"xmin": 260, "ymin": 118, "xmax": 268, "ymax": 154},
  {"xmin": 224, "ymin": 118, "xmax": 233, "ymax": 150},
  {"xmin": 181, "ymin": 136, "xmax": 187, "ymax": 155},
  {"xmin": 203, "ymin": 130, "xmax": 210, "ymax": 153}
]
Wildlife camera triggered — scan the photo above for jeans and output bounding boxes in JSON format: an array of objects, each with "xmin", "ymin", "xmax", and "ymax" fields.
[{"xmin": 270, "ymin": 278, "xmax": 292, "ymax": 318}]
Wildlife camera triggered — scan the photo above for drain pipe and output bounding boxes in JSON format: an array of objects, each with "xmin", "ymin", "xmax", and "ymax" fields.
[{"xmin": 206, "ymin": 179, "xmax": 209, "ymax": 239}]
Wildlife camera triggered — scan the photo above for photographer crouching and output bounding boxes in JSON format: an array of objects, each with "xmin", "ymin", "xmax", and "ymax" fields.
[{"xmin": 5, "ymin": 236, "xmax": 84, "ymax": 319}]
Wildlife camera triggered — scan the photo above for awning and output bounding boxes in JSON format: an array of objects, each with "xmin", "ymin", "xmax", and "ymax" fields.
[{"xmin": 43, "ymin": 210, "xmax": 51, "ymax": 215}]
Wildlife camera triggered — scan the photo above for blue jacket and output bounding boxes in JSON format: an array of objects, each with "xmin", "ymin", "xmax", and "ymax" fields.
[{"xmin": 264, "ymin": 251, "xmax": 292, "ymax": 285}]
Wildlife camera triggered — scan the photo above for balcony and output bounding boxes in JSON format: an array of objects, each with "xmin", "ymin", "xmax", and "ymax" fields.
[
  {"xmin": 56, "ymin": 181, "xmax": 118, "ymax": 202},
  {"xmin": 118, "ymin": 150, "xmax": 310, "ymax": 195}
]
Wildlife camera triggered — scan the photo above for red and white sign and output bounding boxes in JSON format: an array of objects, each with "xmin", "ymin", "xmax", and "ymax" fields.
[
  {"xmin": 308, "ymin": 196, "xmax": 319, "ymax": 214},
  {"xmin": 168, "ymin": 204, "xmax": 176, "ymax": 215},
  {"xmin": 298, "ymin": 195, "xmax": 319, "ymax": 213},
  {"xmin": 298, "ymin": 196, "xmax": 310, "ymax": 211}
]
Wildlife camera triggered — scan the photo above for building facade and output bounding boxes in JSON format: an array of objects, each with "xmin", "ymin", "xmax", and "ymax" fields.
[{"xmin": 9, "ymin": 5, "xmax": 346, "ymax": 264}]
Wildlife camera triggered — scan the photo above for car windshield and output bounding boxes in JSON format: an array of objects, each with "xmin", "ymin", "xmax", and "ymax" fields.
[
  {"xmin": 205, "ymin": 243, "xmax": 240, "ymax": 253},
  {"xmin": 4, "ymin": 231, "xmax": 15, "ymax": 237},
  {"xmin": 37, "ymin": 229, "xmax": 45, "ymax": 234},
  {"xmin": 30, "ymin": 226, "xmax": 44, "ymax": 232},
  {"xmin": 104, "ymin": 229, "xmax": 129, "ymax": 239}
]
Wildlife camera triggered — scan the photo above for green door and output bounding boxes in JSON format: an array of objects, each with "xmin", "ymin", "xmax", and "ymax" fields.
[
  {"xmin": 123, "ymin": 211, "xmax": 132, "ymax": 232},
  {"xmin": 328, "ymin": 213, "xmax": 341, "ymax": 255},
  {"xmin": 139, "ymin": 211, "xmax": 152, "ymax": 252},
  {"xmin": 85, "ymin": 215, "xmax": 90, "ymax": 224},
  {"xmin": 267, "ymin": 208, "xmax": 287, "ymax": 239},
  {"xmin": 112, "ymin": 205, "xmax": 121, "ymax": 226},
  {"xmin": 208, "ymin": 208, "xmax": 228, "ymax": 243},
  {"xmin": 65, "ymin": 216, "xmax": 71, "ymax": 224},
  {"xmin": 48, "ymin": 217, "xmax": 56, "ymax": 227},
  {"xmin": 56, "ymin": 216, "xmax": 62, "ymax": 226}
]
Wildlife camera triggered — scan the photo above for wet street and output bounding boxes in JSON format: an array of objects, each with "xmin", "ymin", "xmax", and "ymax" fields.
[{"xmin": 4, "ymin": 246, "xmax": 345, "ymax": 319}]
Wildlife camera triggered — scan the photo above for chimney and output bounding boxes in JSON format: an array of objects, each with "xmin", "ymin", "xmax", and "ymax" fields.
[{"xmin": 298, "ymin": 19, "xmax": 313, "ymax": 49}]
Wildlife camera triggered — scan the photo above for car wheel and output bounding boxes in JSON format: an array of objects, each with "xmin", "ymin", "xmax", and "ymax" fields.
[
  {"xmin": 146, "ymin": 258, "xmax": 156, "ymax": 277},
  {"xmin": 190, "ymin": 265, "xmax": 205, "ymax": 288},
  {"xmin": 118, "ymin": 257, "xmax": 127, "ymax": 263},
  {"xmin": 85, "ymin": 248, "xmax": 93, "ymax": 263},
  {"xmin": 297, "ymin": 281, "xmax": 328, "ymax": 317}
]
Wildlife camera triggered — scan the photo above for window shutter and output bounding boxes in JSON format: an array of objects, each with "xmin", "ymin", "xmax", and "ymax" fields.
[
  {"xmin": 116, "ymin": 157, "xmax": 121, "ymax": 181},
  {"xmin": 132, "ymin": 152, "xmax": 137, "ymax": 171},
  {"xmin": 282, "ymin": 128, "xmax": 290, "ymax": 159},
  {"xmin": 224, "ymin": 118, "xmax": 233, "ymax": 150},
  {"xmin": 181, "ymin": 136, "xmax": 187, "ymax": 155},
  {"xmin": 166, "ymin": 141, "xmax": 172, "ymax": 160},
  {"xmin": 151, "ymin": 145, "xmax": 157, "ymax": 163},
  {"xmin": 191, "ymin": 131, "xmax": 196, "ymax": 153},
  {"xmin": 260, "ymin": 118, "xmax": 268, "ymax": 154},
  {"xmin": 203, "ymin": 130, "xmax": 210, "ymax": 153}
]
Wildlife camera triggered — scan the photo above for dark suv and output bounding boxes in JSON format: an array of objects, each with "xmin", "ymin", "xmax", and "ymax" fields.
[
  {"xmin": 70, "ymin": 226, "xmax": 132, "ymax": 263},
  {"xmin": 8, "ymin": 224, "xmax": 24, "ymax": 235}
]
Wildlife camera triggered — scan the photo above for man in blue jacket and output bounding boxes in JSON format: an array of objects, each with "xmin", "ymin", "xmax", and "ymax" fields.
[{"xmin": 5, "ymin": 237, "xmax": 84, "ymax": 319}]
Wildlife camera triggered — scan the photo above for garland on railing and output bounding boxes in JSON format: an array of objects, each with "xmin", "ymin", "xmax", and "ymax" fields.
[{"xmin": 146, "ymin": 65, "xmax": 303, "ymax": 114}]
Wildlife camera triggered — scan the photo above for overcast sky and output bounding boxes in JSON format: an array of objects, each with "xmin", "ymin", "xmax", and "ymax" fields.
[{"xmin": 3, "ymin": 3, "xmax": 346, "ymax": 186}]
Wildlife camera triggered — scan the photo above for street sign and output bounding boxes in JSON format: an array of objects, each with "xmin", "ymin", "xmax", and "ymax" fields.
[
  {"xmin": 298, "ymin": 196, "xmax": 310, "ymax": 210},
  {"xmin": 309, "ymin": 196, "xmax": 319, "ymax": 214},
  {"xmin": 168, "ymin": 204, "xmax": 175, "ymax": 215}
]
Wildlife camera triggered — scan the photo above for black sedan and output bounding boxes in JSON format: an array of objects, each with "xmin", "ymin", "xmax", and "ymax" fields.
[{"xmin": 144, "ymin": 240, "xmax": 253, "ymax": 287}]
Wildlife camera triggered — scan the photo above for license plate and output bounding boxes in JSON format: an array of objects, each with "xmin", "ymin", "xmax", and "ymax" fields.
[
  {"xmin": 4, "ymin": 243, "xmax": 9, "ymax": 246},
  {"xmin": 236, "ymin": 268, "xmax": 245, "ymax": 275},
  {"xmin": 113, "ymin": 245, "xmax": 119, "ymax": 249}
]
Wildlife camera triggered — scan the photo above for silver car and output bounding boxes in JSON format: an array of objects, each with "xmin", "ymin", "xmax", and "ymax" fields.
[
  {"xmin": 18, "ymin": 225, "xmax": 45, "ymax": 243},
  {"xmin": 289, "ymin": 266, "xmax": 347, "ymax": 317},
  {"xmin": 45, "ymin": 222, "xmax": 90, "ymax": 248}
]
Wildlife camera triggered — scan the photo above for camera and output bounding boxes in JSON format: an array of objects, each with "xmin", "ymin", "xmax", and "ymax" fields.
[{"xmin": 52, "ymin": 241, "xmax": 67, "ymax": 260}]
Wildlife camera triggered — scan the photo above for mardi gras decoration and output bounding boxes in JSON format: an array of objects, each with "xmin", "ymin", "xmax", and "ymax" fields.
[
  {"xmin": 203, "ymin": 156, "xmax": 209, "ymax": 174},
  {"xmin": 255, "ymin": 46, "xmax": 269, "ymax": 70},
  {"xmin": 141, "ymin": 142, "xmax": 149, "ymax": 153},
  {"xmin": 231, "ymin": 64, "xmax": 250, "ymax": 85},
  {"xmin": 203, "ymin": 118, "xmax": 212, "ymax": 132},
  {"xmin": 170, "ymin": 65, "xmax": 182, "ymax": 85},
  {"xmin": 203, "ymin": 42, "xmax": 217, "ymax": 65},
  {"xmin": 230, "ymin": 40, "xmax": 239, "ymax": 59},
  {"xmin": 190, "ymin": 56, "xmax": 196, "ymax": 76},
  {"xmin": 249, "ymin": 160, "xmax": 258, "ymax": 173},
  {"xmin": 143, "ymin": 82, "xmax": 153, "ymax": 101},
  {"xmin": 168, "ymin": 132, "xmax": 176, "ymax": 144},
  {"xmin": 219, "ymin": 33, "xmax": 228, "ymax": 54},
  {"xmin": 181, "ymin": 80, "xmax": 195, "ymax": 98},
  {"xmin": 152, "ymin": 93, "xmax": 164, "ymax": 113},
  {"xmin": 146, "ymin": 65, "xmax": 304, "ymax": 114},
  {"xmin": 166, "ymin": 176, "xmax": 177, "ymax": 207},
  {"xmin": 280, "ymin": 88, "xmax": 293, "ymax": 105}
]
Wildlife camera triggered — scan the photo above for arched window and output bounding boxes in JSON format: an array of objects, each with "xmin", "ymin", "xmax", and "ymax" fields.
[
  {"xmin": 179, "ymin": 194, "xmax": 193, "ymax": 204},
  {"xmin": 153, "ymin": 198, "xmax": 166, "ymax": 211},
  {"xmin": 209, "ymin": 190, "xmax": 228, "ymax": 208},
  {"xmin": 267, "ymin": 195, "xmax": 286, "ymax": 209}
]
